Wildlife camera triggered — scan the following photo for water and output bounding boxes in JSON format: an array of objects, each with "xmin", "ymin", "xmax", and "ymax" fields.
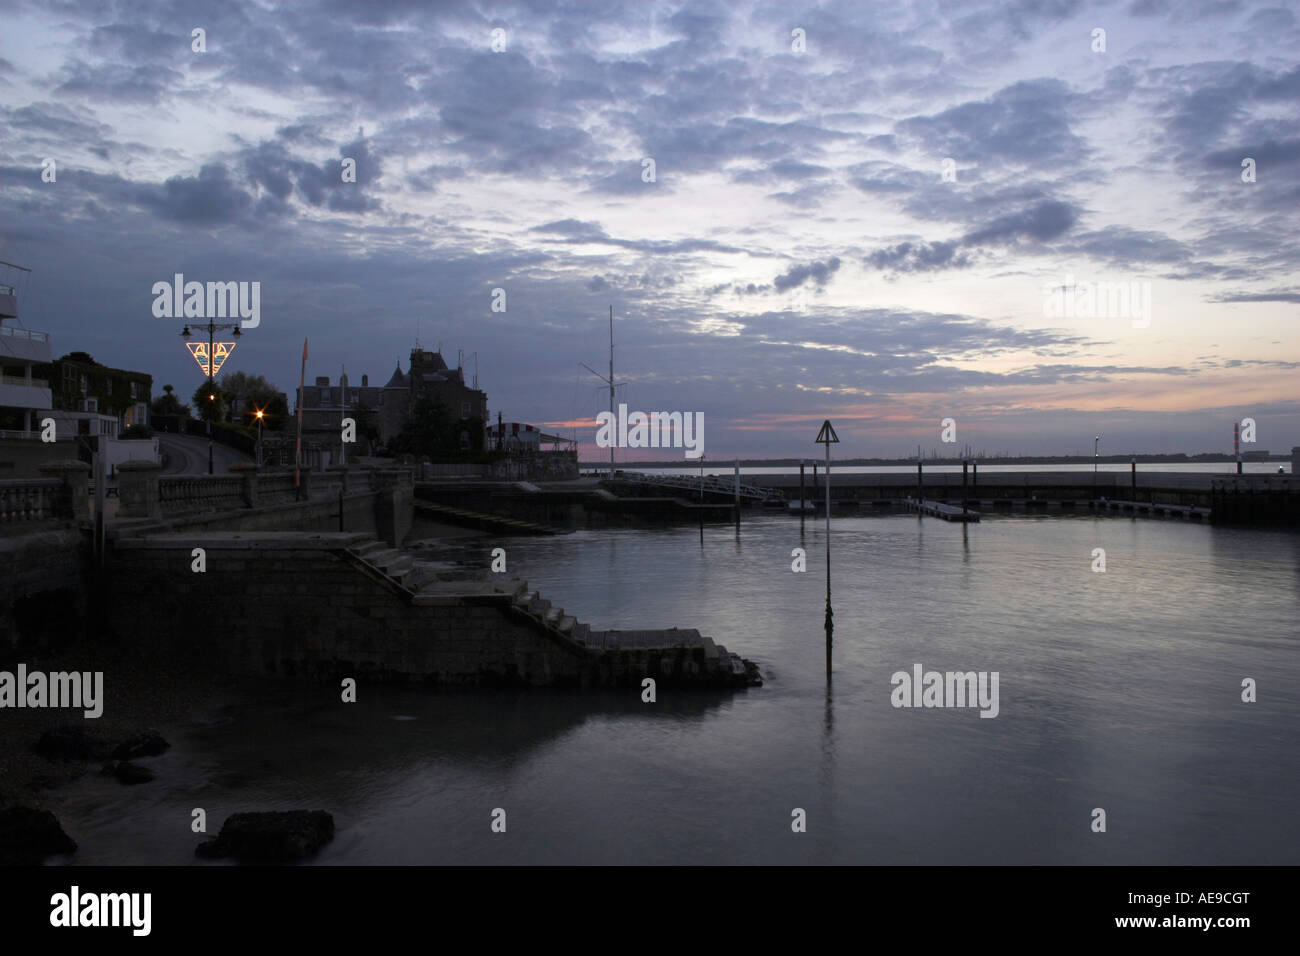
[
  {"xmin": 594, "ymin": 461, "xmax": 1292, "ymax": 477},
  {"xmin": 47, "ymin": 515, "xmax": 1300, "ymax": 864}
]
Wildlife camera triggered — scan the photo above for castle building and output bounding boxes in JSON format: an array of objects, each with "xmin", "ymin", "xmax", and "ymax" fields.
[{"xmin": 295, "ymin": 348, "xmax": 488, "ymax": 461}]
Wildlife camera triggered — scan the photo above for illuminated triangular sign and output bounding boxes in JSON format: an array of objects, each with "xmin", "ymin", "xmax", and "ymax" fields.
[
  {"xmin": 186, "ymin": 341, "xmax": 236, "ymax": 377},
  {"xmin": 814, "ymin": 419, "xmax": 839, "ymax": 444}
]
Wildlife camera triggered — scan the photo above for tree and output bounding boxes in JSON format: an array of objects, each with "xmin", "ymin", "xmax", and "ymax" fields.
[
  {"xmin": 151, "ymin": 383, "xmax": 188, "ymax": 417},
  {"xmin": 192, "ymin": 380, "xmax": 228, "ymax": 423},
  {"xmin": 219, "ymin": 371, "xmax": 290, "ymax": 431}
]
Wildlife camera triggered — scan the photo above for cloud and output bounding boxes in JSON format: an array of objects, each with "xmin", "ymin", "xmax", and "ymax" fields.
[
  {"xmin": 139, "ymin": 164, "xmax": 254, "ymax": 224},
  {"xmin": 897, "ymin": 79, "xmax": 1088, "ymax": 167},
  {"xmin": 1211, "ymin": 290, "xmax": 1300, "ymax": 304},
  {"xmin": 865, "ymin": 200, "xmax": 1077, "ymax": 273},
  {"xmin": 773, "ymin": 258, "xmax": 841, "ymax": 291},
  {"xmin": 2, "ymin": 0, "xmax": 1298, "ymax": 456}
]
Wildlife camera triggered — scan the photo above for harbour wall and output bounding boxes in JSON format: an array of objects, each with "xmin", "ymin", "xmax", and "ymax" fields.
[{"xmin": 102, "ymin": 532, "xmax": 754, "ymax": 688}]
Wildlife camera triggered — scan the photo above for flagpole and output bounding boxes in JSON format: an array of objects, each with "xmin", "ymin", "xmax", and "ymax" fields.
[{"xmin": 295, "ymin": 338, "xmax": 307, "ymax": 499}]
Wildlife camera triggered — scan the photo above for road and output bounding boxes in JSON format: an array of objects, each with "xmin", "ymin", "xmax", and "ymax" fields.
[{"xmin": 157, "ymin": 432, "xmax": 252, "ymax": 475}]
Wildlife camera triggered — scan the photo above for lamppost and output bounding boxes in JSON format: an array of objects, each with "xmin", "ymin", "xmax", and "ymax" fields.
[
  {"xmin": 181, "ymin": 321, "xmax": 244, "ymax": 475},
  {"xmin": 255, "ymin": 409, "xmax": 264, "ymax": 468},
  {"xmin": 1095, "ymin": 435, "xmax": 1100, "ymax": 473}
]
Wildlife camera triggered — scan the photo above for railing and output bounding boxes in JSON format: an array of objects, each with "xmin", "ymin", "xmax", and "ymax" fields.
[
  {"xmin": 0, "ymin": 325, "xmax": 48, "ymax": 343},
  {"xmin": 119, "ymin": 466, "xmax": 414, "ymax": 521},
  {"xmin": 0, "ymin": 428, "xmax": 41, "ymax": 440},
  {"xmin": 0, "ymin": 374, "xmax": 49, "ymax": 388},
  {"xmin": 158, "ymin": 476, "xmax": 244, "ymax": 514},
  {"xmin": 0, "ymin": 478, "xmax": 71, "ymax": 525},
  {"xmin": 617, "ymin": 470, "xmax": 786, "ymax": 501}
]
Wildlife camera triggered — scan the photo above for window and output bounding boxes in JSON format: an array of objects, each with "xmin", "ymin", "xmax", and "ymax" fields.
[
  {"xmin": 461, "ymin": 402, "xmax": 470, "ymax": 419},
  {"xmin": 130, "ymin": 382, "xmax": 138, "ymax": 400},
  {"xmin": 80, "ymin": 374, "xmax": 88, "ymax": 395},
  {"xmin": 321, "ymin": 388, "xmax": 332, "ymax": 404}
]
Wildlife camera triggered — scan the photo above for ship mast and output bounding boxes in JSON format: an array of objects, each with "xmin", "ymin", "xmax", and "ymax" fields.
[{"xmin": 580, "ymin": 305, "xmax": 623, "ymax": 479}]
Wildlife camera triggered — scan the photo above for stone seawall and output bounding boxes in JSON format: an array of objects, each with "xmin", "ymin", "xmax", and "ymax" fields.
[
  {"xmin": 113, "ymin": 490, "xmax": 402, "ymax": 544},
  {"xmin": 0, "ymin": 529, "xmax": 88, "ymax": 651},
  {"xmin": 104, "ymin": 532, "xmax": 759, "ymax": 689}
]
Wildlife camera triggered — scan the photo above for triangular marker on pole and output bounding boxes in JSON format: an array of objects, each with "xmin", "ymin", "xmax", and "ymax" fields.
[{"xmin": 815, "ymin": 419, "xmax": 839, "ymax": 444}]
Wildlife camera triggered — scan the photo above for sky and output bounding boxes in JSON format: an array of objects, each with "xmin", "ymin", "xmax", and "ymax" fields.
[{"xmin": 1, "ymin": 0, "xmax": 1297, "ymax": 461}]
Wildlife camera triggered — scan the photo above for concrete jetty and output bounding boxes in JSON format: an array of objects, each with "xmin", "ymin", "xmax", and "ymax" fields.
[
  {"xmin": 903, "ymin": 498, "xmax": 980, "ymax": 522},
  {"xmin": 744, "ymin": 470, "xmax": 1296, "ymax": 525},
  {"xmin": 103, "ymin": 532, "xmax": 763, "ymax": 689}
]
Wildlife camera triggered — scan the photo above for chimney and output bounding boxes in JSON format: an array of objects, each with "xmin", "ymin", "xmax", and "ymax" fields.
[
  {"xmin": 315, "ymin": 376, "xmax": 329, "ymax": 387},
  {"xmin": 361, "ymin": 374, "xmax": 368, "ymax": 387}
]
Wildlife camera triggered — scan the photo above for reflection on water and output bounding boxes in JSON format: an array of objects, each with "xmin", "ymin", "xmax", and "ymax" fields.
[{"xmin": 47, "ymin": 515, "xmax": 1300, "ymax": 864}]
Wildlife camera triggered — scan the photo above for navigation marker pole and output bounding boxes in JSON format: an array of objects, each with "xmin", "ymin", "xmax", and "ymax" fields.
[{"xmin": 815, "ymin": 420, "xmax": 839, "ymax": 682}]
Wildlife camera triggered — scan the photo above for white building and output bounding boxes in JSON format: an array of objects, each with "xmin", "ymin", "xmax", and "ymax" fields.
[
  {"xmin": 0, "ymin": 287, "xmax": 54, "ymax": 440},
  {"xmin": 487, "ymin": 421, "xmax": 542, "ymax": 451}
]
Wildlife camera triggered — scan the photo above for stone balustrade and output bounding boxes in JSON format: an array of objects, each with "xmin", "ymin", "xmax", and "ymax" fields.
[
  {"xmin": 0, "ymin": 478, "xmax": 67, "ymax": 525},
  {"xmin": 114, "ymin": 464, "xmax": 412, "ymax": 521},
  {"xmin": 0, "ymin": 461, "xmax": 89, "ymax": 528}
]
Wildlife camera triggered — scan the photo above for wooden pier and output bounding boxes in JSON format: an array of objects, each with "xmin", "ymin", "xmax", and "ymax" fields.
[
  {"xmin": 1088, "ymin": 498, "xmax": 1209, "ymax": 520},
  {"xmin": 903, "ymin": 498, "xmax": 980, "ymax": 522}
]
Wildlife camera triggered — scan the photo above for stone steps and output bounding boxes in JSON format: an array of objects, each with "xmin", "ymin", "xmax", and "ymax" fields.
[{"xmin": 343, "ymin": 538, "xmax": 759, "ymax": 682}]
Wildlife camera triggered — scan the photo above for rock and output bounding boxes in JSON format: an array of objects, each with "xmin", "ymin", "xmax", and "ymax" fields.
[
  {"xmin": 111, "ymin": 732, "xmax": 169, "ymax": 760},
  {"xmin": 0, "ymin": 807, "xmax": 77, "ymax": 865},
  {"xmin": 196, "ymin": 810, "xmax": 335, "ymax": 863},
  {"xmin": 100, "ymin": 761, "xmax": 156, "ymax": 785},
  {"xmin": 35, "ymin": 726, "xmax": 109, "ymax": 760}
]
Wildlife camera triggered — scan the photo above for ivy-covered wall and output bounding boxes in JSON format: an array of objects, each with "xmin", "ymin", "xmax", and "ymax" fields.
[{"xmin": 37, "ymin": 353, "xmax": 152, "ymax": 417}]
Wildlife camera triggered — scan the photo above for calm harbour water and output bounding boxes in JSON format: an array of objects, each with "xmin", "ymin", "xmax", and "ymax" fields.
[
  {"xmin": 48, "ymin": 514, "xmax": 1300, "ymax": 865},
  {"xmin": 599, "ymin": 461, "xmax": 1292, "ymax": 477}
]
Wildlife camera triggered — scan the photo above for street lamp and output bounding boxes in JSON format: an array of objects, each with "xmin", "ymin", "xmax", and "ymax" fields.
[
  {"xmin": 255, "ymin": 409, "xmax": 264, "ymax": 467},
  {"xmin": 1095, "ymin": 435, "xmax": 1100, "ymax": 473},
  {"xmin": 182, "ymin": 321, "xmax": 245, "ymax": 475}
]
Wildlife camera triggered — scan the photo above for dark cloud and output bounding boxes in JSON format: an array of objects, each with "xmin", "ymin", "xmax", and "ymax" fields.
[
  {"xmin": 139, "ymin": 164, "xmax": 254, "ymax": 224},
  {"xmin": 1211, "ymin": 290, "xmax": 1300, "ymax": 304},
  {"xmin": 865, "ymin": 240, "xmax": 971, "ymax": 273},
  {"xmin": 530, "ymin": 218, "xmax": 756, "ymax": 257},
  {"xmin": 54, "ymin": 61, "xmax": 182, "ymax": 104},
  {"xmin": 963, "ymin": 200, "xmax": 1076, "ymax": 245},
  {"xmin": 2, "ymin": 102, "xmax": 113, "ymax": 145},
  {"xmin": 1204, "ymin": 138, "xmax": 1300, "ymax": 170},
  {"xmin": 1064, "ymin": 226, "xmax": 1195, "ymax": 267},
  {"xmin": 865, "ymin": 200, "xmax": 1077, "ymax": 273},
  {"xmin": 897, "ymin": 79, "xmax": 1088, "ymax": 166},
  {"xmin": 773, "ymin": 258, "xmax": 841, "ymax": 291}
]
